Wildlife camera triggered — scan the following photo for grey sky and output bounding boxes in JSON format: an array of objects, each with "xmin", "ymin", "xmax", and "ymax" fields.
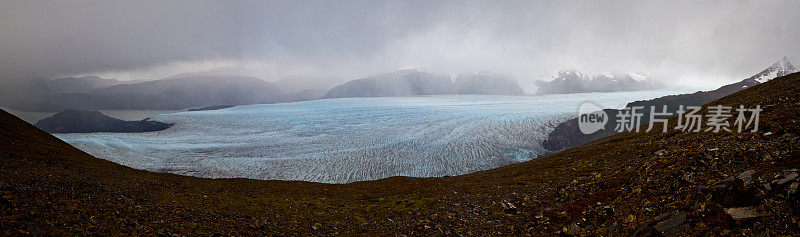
[{"xmin": 1, "ymin": 0, "xmax": 798, "ymax": 88}]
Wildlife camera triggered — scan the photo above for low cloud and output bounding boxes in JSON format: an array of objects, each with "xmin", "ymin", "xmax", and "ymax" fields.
[{"xmin": 1, "ymin": 0, "xmax": 798, "ymax": 88}]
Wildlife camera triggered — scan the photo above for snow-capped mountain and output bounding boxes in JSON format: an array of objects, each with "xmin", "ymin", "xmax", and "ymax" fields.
[
  {"xmin": 717, "ymin": 57, "xmax": 797, "ymax": 92},
  {"xmin": 535, "ymin": 70, "xmax": 663, "ymax": 94},
  {"xmin": 748, "ymin": 56, "xmax": 797, "ymax": 83}
]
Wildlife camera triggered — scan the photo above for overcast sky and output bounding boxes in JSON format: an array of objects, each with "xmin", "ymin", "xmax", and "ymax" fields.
[{"xmin": 1, "ymin": 0, "xmax": 798, "ymax": 88}]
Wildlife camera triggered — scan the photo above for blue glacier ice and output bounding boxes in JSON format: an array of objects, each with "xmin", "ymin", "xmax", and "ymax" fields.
[{"xmin": 55, "ymin": 90, "xmax": 689, "ymax": 183}]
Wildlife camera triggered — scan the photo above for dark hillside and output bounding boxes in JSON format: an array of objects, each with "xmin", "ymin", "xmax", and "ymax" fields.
[{"xmin": 1, "ymin": 73, "xmax": 798, "ymax": 235}]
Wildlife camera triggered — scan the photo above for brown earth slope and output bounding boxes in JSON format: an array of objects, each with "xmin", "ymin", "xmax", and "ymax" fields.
[{"xmin": 1, "ymin": 73, "xmax": 799, "ymax": 235}]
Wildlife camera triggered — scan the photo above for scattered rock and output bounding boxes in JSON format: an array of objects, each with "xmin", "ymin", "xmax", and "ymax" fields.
[
  {"xmin": 682, "ymin": 172, "xmax": 696, "ymax": 183},
  {"xmin": 601, "ymin": 205, "xmax": 614, "ymax": 217},
  {"xmin": 762, "ymin": 183, "xmax": 772, "ymax": 191},
  {"xmin": 501, "ymin": 200, "xmax": 517, "ymax": 214},
  {"xmin": 737, "ymin": 170, "xmax": 755, "ymax": 187},
  {"xmin": 653, "ymin": 212, "xmax": 687, "ymax": 235},
  {"xmin": 626, "ymin": 214, "xmax": 637, "ymax": 223},
  {"xmin": 724, "ymin": 206, "xmax": 767, "ymax": 220},
  {"xmin": 633, "ymin": 225, "xmax": 663, "ymax": 237},
  {"xmin": 563, "ymin": 223, "xmax": 582, "ymax": 235},
  {"xmin": 0, "ymin": 197, "xmax": 12, "ymax": 209},
  {"xmin": 771, "ymin": 171, "xmax": 799, "ymax": 186},
  {"xmin": 788, "ymin": 182, "xmax": 799, "ymax": 196}
]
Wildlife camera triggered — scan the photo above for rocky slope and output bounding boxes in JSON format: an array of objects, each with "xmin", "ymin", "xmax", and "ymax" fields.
[
  {"xmin": 34, "ymin": 110, "xmax": 171, "ymax": 133},
  {"xmin": 0, "ymin": 72, "xmax": 798, "ymax": 235},
  {"xmin": 544, "ymin": 57, "xmax": 798, "ymax": 151}
]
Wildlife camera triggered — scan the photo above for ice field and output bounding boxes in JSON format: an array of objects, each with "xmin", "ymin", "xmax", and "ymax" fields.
[{"xmin": 56, "ymin": 90, "xmax": 689, "ymax": 183}]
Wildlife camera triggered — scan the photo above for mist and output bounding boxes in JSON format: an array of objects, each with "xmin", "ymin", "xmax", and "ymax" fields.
[{"xmin": 1, "ymin": 0, "xmax": 799, "ymax": 89}]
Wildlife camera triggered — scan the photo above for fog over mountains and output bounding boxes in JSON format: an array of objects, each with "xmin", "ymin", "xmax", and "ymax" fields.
[
  {"xmin": 323, "ymin": 69, "xmax": 455, "ymax": 99},
  {"xmin": 4, "ymin": 76, "xmax": 285, "ymax": 111},
  {"xmin": 1, "ymin": 56, "xmax": 794, "ymax": 112},
  {"xmin": 1, "ymin": 69, "xmax": 529, "ymax": 112},
  {"xmin": 454, "ymin": 72, "xmax": 526, "ymax": 95},
  {"xmin": 0, "ymin": 76, "xmax": 128, "ymax": 100},
  {"xmin": 2, "ymin": 1, "xmax": 798, "ymax": 92},
  {"xmin": 274, "ymin": 76, "xmax": 346, "ymax": 101},
  {"xmin": 322, "ymin": 69, "xmax": 525, "ymax": 99},
  {"xmin": 536, "ymin": 71, "xmax": 664, "ymax": 94}
]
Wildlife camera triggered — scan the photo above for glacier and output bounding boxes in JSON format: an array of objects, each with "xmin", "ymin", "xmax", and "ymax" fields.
[{"xmin": 55, "ymin": 90, "xmax": 689, "ymax": 183}]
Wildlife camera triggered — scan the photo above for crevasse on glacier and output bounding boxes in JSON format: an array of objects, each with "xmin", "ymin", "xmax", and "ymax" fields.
[{"xmin": 57, "ymin": 91, "xmax": 687, "ymax": 183}]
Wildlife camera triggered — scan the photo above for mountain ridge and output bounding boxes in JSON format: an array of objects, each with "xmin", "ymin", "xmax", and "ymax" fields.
[
  {"xmin": 322, "ymin": 69, "xmax": 525, "ymax": 99},
  {"xmin": 0, "ymin": 71, "xmax": 798, "ymax": 234},
  {"xmin": 748, "ymin": 56, "xmax": 796, "ymax": 83},
  {"xmin": 8, "ymin": 76, "xmax": 287, "ymax": 111},
  {"xmin": 536, "ymin": 70, "xmax": 664, "ymax": 94}
]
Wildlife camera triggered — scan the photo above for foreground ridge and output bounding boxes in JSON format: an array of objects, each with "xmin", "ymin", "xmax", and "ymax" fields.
[{"xmin": 1, "ymin": 73, "xmax": 799, "ymax": 235}]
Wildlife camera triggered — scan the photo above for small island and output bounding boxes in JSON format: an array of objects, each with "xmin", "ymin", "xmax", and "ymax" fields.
[
  {"xmin": 35, "ymin": 109, "xmax": 172, "ymax": 133},
  {"xmin": 187, "ymin": 105, "xmax": 234, "ymax": 111}
]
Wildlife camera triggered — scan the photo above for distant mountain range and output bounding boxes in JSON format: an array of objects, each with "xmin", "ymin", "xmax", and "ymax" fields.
[
  {"xmin": 0, "ymin": 76, "xmax": 125, "ymax": 102},
  {"xmin": 1, "ymin": 69, "xmax": 528, "ymax": 112},
  {"xmin": 39, "ymin": 76, "xmax": 125, "ymax": 94},
  {"xmin": 322, "ymin": 69, "xmax": 524, "ymax": 99},
  {"xmin": 536, "ymin": 71, "xmax": 664, "ymax": 94},
  {"xmin": 3, "ymin": 58, "xmax": 792, "ymax": 112},
  {"xmin": 8, "ymin": 76, "xmax": 286, "ymax": 111},
  {"xmin": 322, "ymin": 69, "xmax": 455, "ymax": 98}
]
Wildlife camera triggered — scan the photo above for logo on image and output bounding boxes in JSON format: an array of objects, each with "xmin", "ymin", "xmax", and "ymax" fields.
[{"xmin": 578, "ymin": 102, "xmax": 608, "ymax": 135}]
